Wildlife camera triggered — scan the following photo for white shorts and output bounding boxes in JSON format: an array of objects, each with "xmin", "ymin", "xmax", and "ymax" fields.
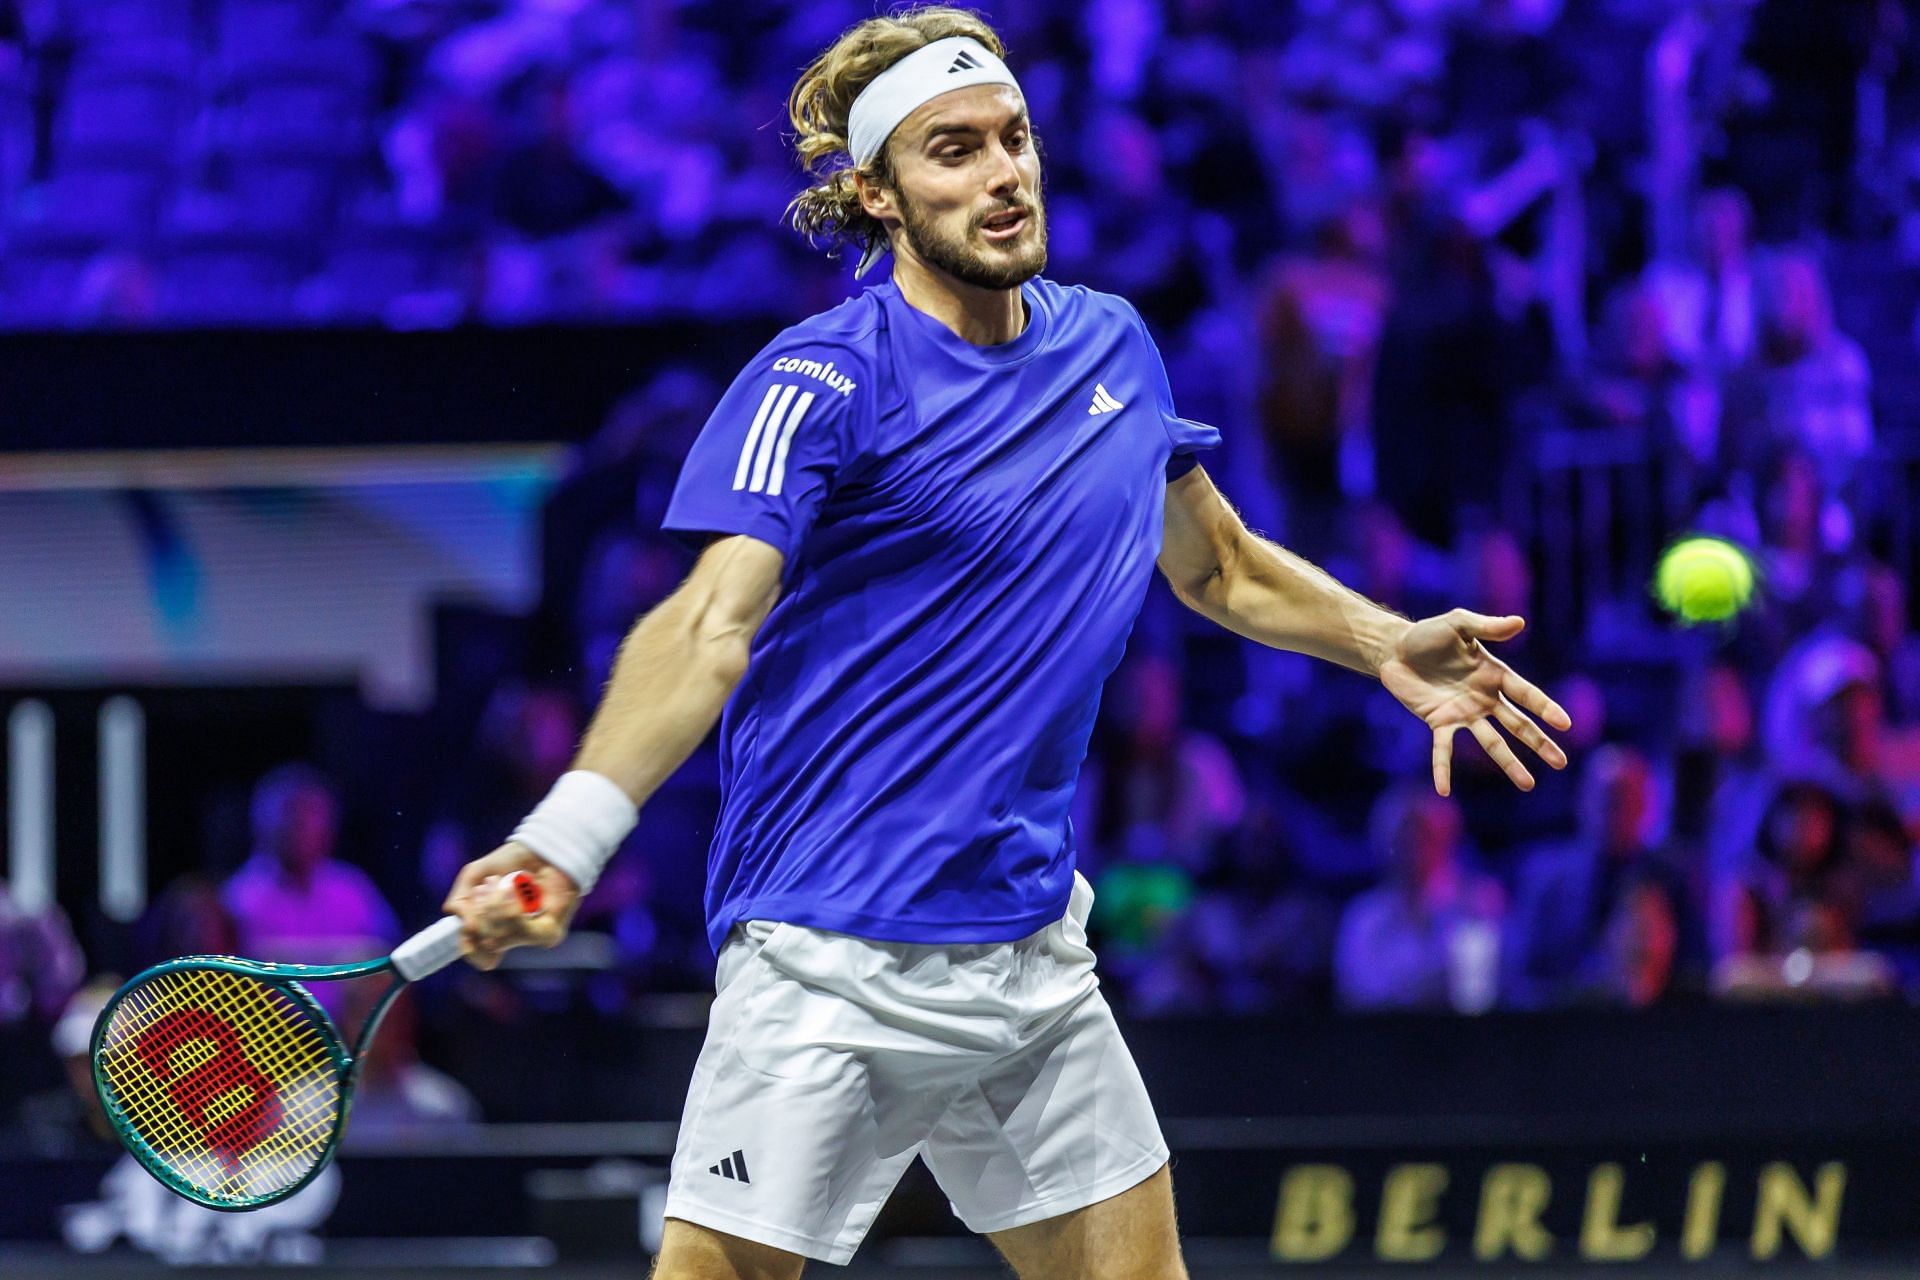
[{"xmin": 661, "ymin": 871, "xmax": 1169, "ymax": 1264}]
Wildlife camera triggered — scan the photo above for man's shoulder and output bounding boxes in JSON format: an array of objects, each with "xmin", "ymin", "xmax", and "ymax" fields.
[
  {"xmin": 763, "ymin": 290, "xmax": 887, "ymax": 361},
  {"xmin": 740, "ymin": 292, "xmax": 887, "ymax": 406},
  {"xmin": 1030, "ymin": 276, "xmax": 1141, "ymax": 332}
]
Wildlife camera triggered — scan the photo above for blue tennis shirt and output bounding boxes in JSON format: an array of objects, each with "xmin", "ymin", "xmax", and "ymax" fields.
[{"xmin": 663, "ymin": 276, "xmax": 1219, "ymax": 952}]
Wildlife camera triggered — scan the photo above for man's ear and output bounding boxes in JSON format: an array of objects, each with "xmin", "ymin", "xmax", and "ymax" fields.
[{"xmin": 854, "ymin": 170, "xmax": 896, "ymax": 225}]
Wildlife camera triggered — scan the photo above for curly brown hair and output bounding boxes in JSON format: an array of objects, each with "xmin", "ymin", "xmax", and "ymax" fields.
[{"xmin": 785, "ymin": 6, "xmax": 1010, "ymax": 264}]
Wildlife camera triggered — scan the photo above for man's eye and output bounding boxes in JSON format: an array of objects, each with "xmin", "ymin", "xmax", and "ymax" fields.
[{"xmin": 1008, "ymin": 133, "xmax": 1028, "ymax": 149}]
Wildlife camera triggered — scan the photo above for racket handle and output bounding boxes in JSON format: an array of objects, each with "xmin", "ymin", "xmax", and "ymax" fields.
[
  {"xmin": 392, "ymin": 916, "xmax": 465, "ymax": 981},
  {"xmin": 392, "ymin": 871, "xmax": 545, "ymax": 981}
]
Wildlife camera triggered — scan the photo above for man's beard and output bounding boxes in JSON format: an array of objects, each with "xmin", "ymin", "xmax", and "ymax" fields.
[{"xmin": 894, "ymin": 188, "xmax": 1047, "ymax": 290}]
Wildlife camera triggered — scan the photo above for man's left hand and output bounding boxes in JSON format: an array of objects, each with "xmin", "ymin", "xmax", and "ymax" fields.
[{"xmin": 1377, "ymin": 610, "xmax": 1572, "ymax": 796}]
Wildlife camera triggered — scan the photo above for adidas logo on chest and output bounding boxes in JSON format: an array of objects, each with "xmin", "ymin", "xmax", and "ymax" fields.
[{"xmin": 1087, "ymin": 383, "xmax": 1126, "ymax": 416}]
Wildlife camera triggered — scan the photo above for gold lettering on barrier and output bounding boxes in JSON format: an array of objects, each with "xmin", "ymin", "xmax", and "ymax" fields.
[
  {"xmin": 1475, "ymin": 1164, "xmax": 1555, "ymax": 1261},
  {"xmin": 1579, "ymin": 1163, "xmax": 1655, "ymax": 1260},
  {"xmin": 1751, "ymin": 1162, "xmax": 1846, "ymax": 1260},
  {"xmin": 1271, "ymin": 1165, "xmax": 1355, "ymax": 1261},
  {"xmin": 1376, "ymin": 1163, "xmax": 1449, "ymax": 1261},
  {"xmin": 1681, "ymin": 1161, "xmax": 1725, "ymax": 1260}
]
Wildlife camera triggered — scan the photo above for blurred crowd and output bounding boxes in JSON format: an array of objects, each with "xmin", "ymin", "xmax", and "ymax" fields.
[{"xmin": 2, "ymin": 0, "xmax": 1920, "ymax": 1081}]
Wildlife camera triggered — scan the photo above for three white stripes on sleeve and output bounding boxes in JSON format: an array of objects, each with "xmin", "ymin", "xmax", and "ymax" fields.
[{"xmin": 733, "ymin": 384, "xmax": 817, "ymax": 497}]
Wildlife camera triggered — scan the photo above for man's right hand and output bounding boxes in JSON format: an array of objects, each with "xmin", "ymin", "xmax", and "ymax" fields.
[{"xmin": 442, "ymin": 843, "xmax": 581, "ymax": 970}]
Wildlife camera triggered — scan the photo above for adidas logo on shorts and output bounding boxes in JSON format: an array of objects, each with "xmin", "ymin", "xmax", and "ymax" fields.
[{"xmin": 707, "ymin": 1150, "xmax": 751, "ymax": 1183}]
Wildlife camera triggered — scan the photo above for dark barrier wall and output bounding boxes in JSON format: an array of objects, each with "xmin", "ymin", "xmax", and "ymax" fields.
[
  {"xmin": 0, "ymin": 325, "xmax": 765, "ymax": 452},
  {"xmin": 411, "ymin": 1004, "xmax": 1920, "ymax": 1134}
]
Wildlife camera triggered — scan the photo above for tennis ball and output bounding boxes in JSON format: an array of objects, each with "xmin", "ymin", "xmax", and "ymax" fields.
[{"xmin": 1654, "ymin": 536, "xmax": 1755, "ymax": 624}]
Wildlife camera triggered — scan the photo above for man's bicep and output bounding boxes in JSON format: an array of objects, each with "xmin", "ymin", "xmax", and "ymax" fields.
[
  {"xmin": 684, "ymin": 533, "xmax": 786, "ymax": 640},
  {"xmin": 1157, "ymin": 465, "xmax": 1237, "ymax": 600}
]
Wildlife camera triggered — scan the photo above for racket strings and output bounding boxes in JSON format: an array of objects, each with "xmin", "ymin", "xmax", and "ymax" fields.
[{"xmin": 97, "ymin": 967, "xmax": 343, "ymax": 1205}]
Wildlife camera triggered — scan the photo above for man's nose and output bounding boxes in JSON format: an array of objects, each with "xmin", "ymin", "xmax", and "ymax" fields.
[{"xmin": 984, "ymin": 142, "xmax": 1022, "ymax": 197}]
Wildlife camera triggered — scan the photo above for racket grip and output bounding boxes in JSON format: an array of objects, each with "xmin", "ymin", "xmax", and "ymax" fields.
[
  {"xmin": 393, "ymin": 871, "xmax": 546, "ymax": 981},
  {"xmin": 392, "ymin": 915, "xmax": 465, "ymax": 981}
]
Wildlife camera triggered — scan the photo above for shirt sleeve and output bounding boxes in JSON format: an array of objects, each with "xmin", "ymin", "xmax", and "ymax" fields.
[
  {"xmin": 1127, "ymin": 303, "xmax": 1222, "ymax": 481},
  {"xmin": 662, "ymin": 343, "xmax": 869, "ymax": 561}
]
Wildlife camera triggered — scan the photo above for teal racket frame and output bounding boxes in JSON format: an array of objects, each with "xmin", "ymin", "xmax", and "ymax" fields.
[{"xmin": 91, "ymin": 951, "xmax": 411, "ymax": 1211}]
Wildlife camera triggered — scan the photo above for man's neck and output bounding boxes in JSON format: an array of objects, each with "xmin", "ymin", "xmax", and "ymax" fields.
[{"xmin": 891, "ymin": 250, "xmax": 1028, "ymax": 347}]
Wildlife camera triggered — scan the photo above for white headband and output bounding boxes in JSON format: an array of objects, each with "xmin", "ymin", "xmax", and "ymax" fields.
[{"xmin": 846, "ymin": 36, "xmax": 1022, "ymax": 277}]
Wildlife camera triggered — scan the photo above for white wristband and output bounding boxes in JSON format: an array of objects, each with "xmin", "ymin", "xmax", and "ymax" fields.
[{"xmin": 509, "ymin": 770, "xmax": 637, "ymax": 895}]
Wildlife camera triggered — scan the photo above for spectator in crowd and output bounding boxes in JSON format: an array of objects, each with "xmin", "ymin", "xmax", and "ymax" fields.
[
  {"xmin": 1458, "ymin": 666, "xmax": 1609, "ymax": 856},
  {"xmin": 0, "ymin": 877, "xmax": 84, "ymax": 1028},
  {"xmin": 416, "ymin": 679, "xmax": 707, "ymax": 990},
  {"xmin": 70, "ymin": 251, "xmax": 158, "ymax": 327},
  {"xmin": 1081, "ymin": 651, "xmax": 1244, "ymax": 1006},
  {"xmin": 490, "ymin": 77, "xmax": 626, "ymax": 242},
  {"xmin": 1370, "ymin": 124, "xmax": 1515, "ymax": 548},
  {"xmin": 1676, "ymin": 663, "xmax": 1772, "ymax": 880},
  {"xmin": 1841, "ymin": 798, "xmax": 1920, "ymax": 982},
  {"xmin": 136, "ymin": 873, "xmax": 239, "ymax": 963},
  {"xmin": 1579, "ymin": 280, "xmax": 1720, "ymax": 474},
  {"xmin": 1211, "ymin": 796, "xmax": 1344, "ymax": 1011},
  {"xmin": 1715, "ymin": 780, "xmax": 1850, "ymax": 966},
  {"xmin": 1090, "ymin": 860, "xmax": 1196, "ymax": 970},
  {"xmin": 1763, "ymin": 630, "xmax": 1920, "ymax": 815},
  {"xmin": 1080, "ymin": 651, "xmax": 1246, "ymax": 881},
  {"xmin": 1643, "ymin": 186, "xmax": 1758, "ymax": 375},
  {"xmin": 1505, "ymin": 746, "xmax": 1685, "ymax": 1008},
  {"xmin": 1853, "ymin": 559, "xmax": 1920, "ymax": 727},
  {"xmin": 1333, "ymin": 783, "xmax": 1504, "ymax": 1012},
  {"xmin": 1714, "ymin": 890, "xmax": 1897, "ymax": 1004},
  {"xmin": 224, "ymin": 764, "xmax": 400, "ymax": 984},
  {"xmin": 1750, "ymin": 449, "xmax": 1852, "ymax": 651},
  {"xmin": 1075, "ymin": 105, "xmax": 1205, "ymax": 321},
  {"xmin": 1575, "ymin": 866, "xmax": 1688, "ymax": 1008},
  {"xmin": 1726, "ymin": 250, "xmax": 1873, "ymax": 491},
  {"xmin": 1253, "ymin": 203, "xmax": 1391, "ymax": 551},
  {"xmin": 1123, "ymin": 792, "xmax": 1345, "ymax": 1017}
]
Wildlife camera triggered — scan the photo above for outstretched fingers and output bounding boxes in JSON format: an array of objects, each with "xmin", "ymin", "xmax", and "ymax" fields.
[
  {"xmin": 1493, "ymin": 694, "xmax": 1568, "ymax": 770},
  {"xmin": 1503, "ymin": 669, "xmax": 1572, "ymax": 731},
  {"xmin": 1470, "ymin": 716, "xmax": 1536, "ymax": 791}
]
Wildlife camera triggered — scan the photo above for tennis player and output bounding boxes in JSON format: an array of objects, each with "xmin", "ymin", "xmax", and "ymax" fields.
[{"xmin": 445, "ymin": 8, "xmax": 1571, "ymax": 1277}]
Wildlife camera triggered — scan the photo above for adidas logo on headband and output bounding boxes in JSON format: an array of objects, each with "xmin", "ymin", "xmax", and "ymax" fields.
[{"xmin": 948, "ymin": 49, "xmax": 982, "ymax": 73}]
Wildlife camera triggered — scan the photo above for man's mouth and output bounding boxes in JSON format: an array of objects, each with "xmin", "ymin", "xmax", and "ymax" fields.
[{"xmin": 981, "ymin": 208, "xmax": 1029, "ymax": 240}]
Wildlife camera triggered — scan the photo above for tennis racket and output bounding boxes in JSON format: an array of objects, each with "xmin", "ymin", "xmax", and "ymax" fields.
[{"xmin": 90, "ymin": 870, "xmax": 543, "ymax": 1210}]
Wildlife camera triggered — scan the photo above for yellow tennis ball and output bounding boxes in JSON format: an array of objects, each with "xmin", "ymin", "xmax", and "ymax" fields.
[{"xmin": 1654, "ymin": 536, "xmax": 1755, "ymax": 623}]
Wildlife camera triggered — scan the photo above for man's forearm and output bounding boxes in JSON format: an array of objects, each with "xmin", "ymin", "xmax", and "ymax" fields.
[
  {"xmin": 571, "ymin": 586, "xmax": 755, "ymax": 808},
  {"xmin": 1185, "ymin": 532, "xmax": 1411, "ymax": 677}
]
